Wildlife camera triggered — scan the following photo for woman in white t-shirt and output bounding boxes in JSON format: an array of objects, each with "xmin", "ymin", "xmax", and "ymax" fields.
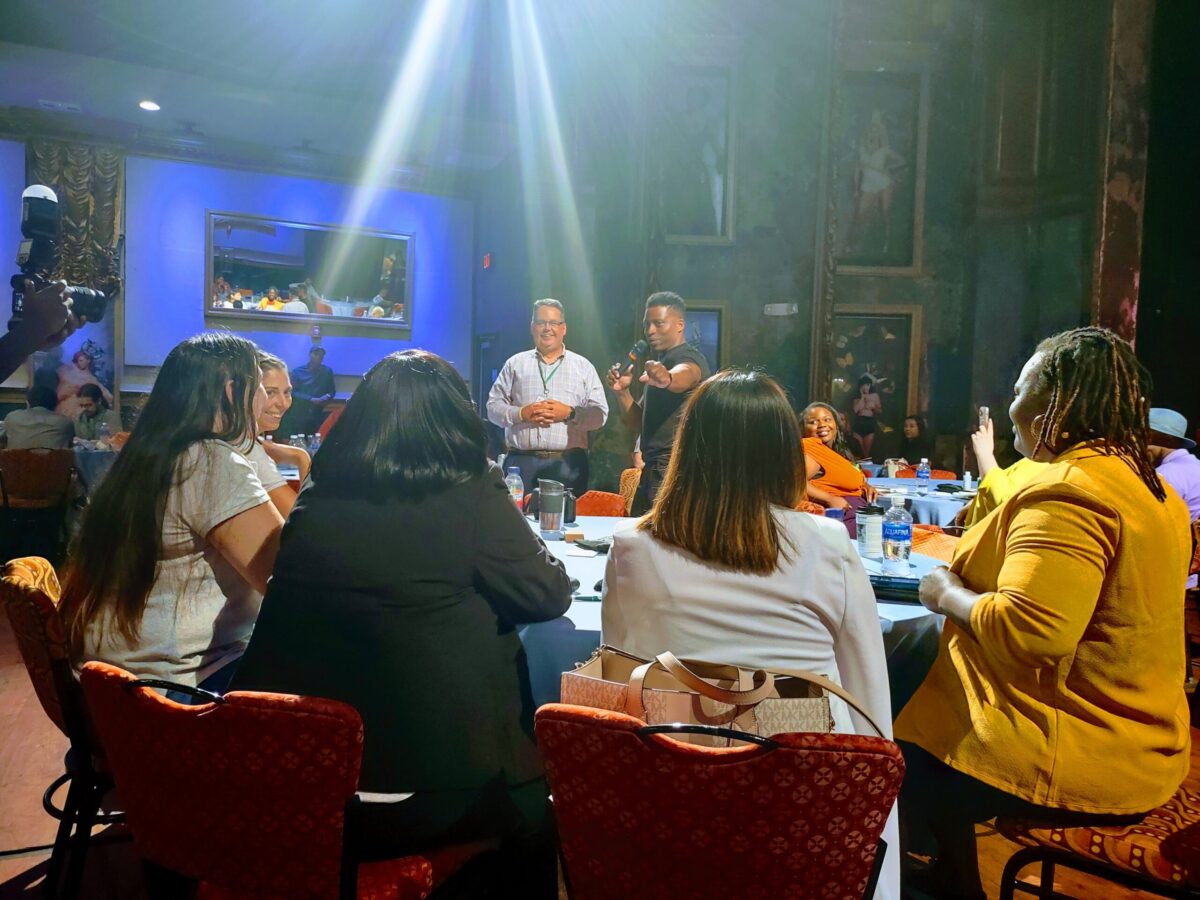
[
  {"xmin": 601, "ymin": 369, "xmax": 898, "ymax": 900},
  {"xmin": 61, "ymin": 332, "xmax": 285, "ymax": 696}
]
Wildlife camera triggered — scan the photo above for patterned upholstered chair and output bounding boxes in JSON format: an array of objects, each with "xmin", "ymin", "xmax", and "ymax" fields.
[
  {"xmin": 536, "ymin": 703, "xmax": 904, "ymax": 900},
  {"xmin": 995, "ymin": 731, "xmax": 1200, "ymax": 898},
  {"xmin": 80, "ymin": 661, "xmax": 493, "ymax": 900},
  {"xmin": 617, "ymin": 467, "xmax": 640, "ymax": 515},
  {"xmin": 574, "ymin": 490, "xmax": 626, "ymax": 518},
  {"xmin": 1, "ymin": 557, "xmax": 116, "ymax": 899}
]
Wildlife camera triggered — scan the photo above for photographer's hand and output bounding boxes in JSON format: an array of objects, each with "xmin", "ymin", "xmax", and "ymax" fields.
[
  {"xmin": 23, "ymin": 280, "xmax": 82, "ymax": 349},
  {"xmin": 0, "ymin": 280, "xmax": 83, "ymax": 384}
]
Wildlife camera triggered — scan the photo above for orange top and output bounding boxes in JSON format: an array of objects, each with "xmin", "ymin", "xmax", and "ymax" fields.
[{"xmin": 802, "ymin": 438, "xmax": 866, "ymax": 497}]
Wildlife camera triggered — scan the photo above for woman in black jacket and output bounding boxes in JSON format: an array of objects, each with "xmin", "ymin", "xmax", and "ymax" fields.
[{"xmin": 231, "ymin": 350, "xmax": 571, "ymax": 895}]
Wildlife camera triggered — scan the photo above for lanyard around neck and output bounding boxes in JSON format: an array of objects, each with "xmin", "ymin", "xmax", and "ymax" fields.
[{"xmin": 537, "ymin": 353, "xmax": 563, "ymax": 393}]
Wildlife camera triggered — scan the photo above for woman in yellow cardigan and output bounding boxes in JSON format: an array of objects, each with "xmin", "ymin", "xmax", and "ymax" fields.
[{"xmin": 896, "ymin": 328, "xmax": 1192, "ymax": 899}]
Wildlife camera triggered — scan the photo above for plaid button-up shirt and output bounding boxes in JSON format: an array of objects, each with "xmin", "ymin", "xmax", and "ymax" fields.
[{"xmin": 486, "ymin": 348, "xmax": 608, "ymax": 451}]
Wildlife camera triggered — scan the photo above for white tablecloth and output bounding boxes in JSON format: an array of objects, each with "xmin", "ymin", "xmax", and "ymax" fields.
[
  {"xmin": 868, "ymin": 477, "xmax": 970, "ymax": 526},
  {"xmin": 518, "ymin": 516, "xmax": 941, "ymax": 710}
]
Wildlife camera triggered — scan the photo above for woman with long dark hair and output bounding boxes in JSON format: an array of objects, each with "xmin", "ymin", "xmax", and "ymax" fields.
[
  {"xmin": 61, "ymin": 332, "xmax": 284, "ymax": 694},
  {"xmin": 897, "ymin": 328, "xmax": 1192, "ymax": 898},
  {"xmin": 602, "ymin": 369, "xmax": 897, "ymax": 898},
  {"xmin": 231, "ymin": 350, "xmax": 571, "ymax": 896}
]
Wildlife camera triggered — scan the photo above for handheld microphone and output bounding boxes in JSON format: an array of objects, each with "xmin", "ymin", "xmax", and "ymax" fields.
[{"xmin": 613, "ymin": 339, "xmax": 648, "ymax": 374}]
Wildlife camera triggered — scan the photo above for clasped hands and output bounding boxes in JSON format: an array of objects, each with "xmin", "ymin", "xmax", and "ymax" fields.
[{"xmin": 520, "ymin": 399, "xmax": 572, "ymax": 426}]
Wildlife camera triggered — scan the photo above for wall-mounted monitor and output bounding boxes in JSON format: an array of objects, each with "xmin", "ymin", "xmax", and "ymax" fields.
[{"xmin": 205, "ymin": 210, "xmax": 413, "ymax": 331}]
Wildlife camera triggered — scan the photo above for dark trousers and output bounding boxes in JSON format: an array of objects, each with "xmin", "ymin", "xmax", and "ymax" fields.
[
  {"xmin": 505, "ymin": 449, "xmax": 589, "ymax": 495},
  {"xmin": 355, "ymin": 776, "xmax": 558, "ymax": 899},
  {"xmin": 899, "ymin": 741, "xmax": 1143, "ymax": 899},
  {"xmin": 630, "ymin": 453, "xmax": 669, "ymax": 516}
]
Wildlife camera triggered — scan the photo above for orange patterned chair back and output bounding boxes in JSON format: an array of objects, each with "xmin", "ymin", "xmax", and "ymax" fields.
[
  {"xmin": 0, "ymin": 557, "xmax": 74, "ymax": 736},
  {"xmin": 618, "ymin": 468, "xmax": 641, "ymax": 515},
  {"xmin": 575, "ymin": 490, "xmax": 626, "ymax": 518},
  {"xmin": 536, "ymin": 703, "xmax": 904, "ymax": 900},
  {"xmin": 81, "ymin": 661, "xmax": 364, "ymax": 899},
  {"xmin": 895, "ymin": 466, "xmax": 957, "ymax": 480},
  {"xmin": 0, "ymin": 448, "xmax": 75, "ymax": 509}
]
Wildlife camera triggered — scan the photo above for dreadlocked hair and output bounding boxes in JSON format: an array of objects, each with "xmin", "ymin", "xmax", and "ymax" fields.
[{"xmin": 1030, "ymin": 327, "xmax": 1166, "ymax": 502}]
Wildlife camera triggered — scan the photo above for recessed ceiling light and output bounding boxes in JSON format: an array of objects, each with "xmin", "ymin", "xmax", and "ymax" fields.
[{"xmin": 138, "ymin": 100, "xmax": 160, "ymax": 112}]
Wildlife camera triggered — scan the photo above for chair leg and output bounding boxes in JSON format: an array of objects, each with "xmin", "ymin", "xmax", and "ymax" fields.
[
  {"xmin": 1038, "ymin": 858, "xmax": 1056, "ymax": 899},
  {"xmin": 998, "ymin": 846, "xmax": 1045, "ymax": 900},
  {"xmin": 59, "ymin": 778, "xmax": 102, "ymax": 900},
  {"xmin": 43, "ymin": 773, "xmax": 84, "ymax": 900}
]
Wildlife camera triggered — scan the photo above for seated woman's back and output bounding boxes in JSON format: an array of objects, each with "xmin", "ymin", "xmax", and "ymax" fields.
[
  {"xmin": 600, "ymin": 370, "xmax": 897, "ymax": 900},
  {"xmin": 230, "ymin": 350, "xmax": 572, "ymax": 797},
  {"xmin": 602, "ymin": 372, "xmax": 892, "ymax": 737},
  {"xmin": 233, "ymin": 465, "xmax": 570, "ymax": 792},
  {"xmin": 61, "ymin": 333, "xmax": 284, "ymax": 691}
]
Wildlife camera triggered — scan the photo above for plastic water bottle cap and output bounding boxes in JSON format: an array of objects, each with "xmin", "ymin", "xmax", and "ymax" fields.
[
  {"xmin": 506, "ymin": 467, "xmax": 520, "ymax": 476},
  {"xmin": 891, "ymin": 495, "xmax": 906, "ymax": 507}
]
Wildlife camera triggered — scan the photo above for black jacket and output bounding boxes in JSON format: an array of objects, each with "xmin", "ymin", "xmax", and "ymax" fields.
[{"xmin": 231, "ymin": 465, "xmax": 572, "ymax": 792}]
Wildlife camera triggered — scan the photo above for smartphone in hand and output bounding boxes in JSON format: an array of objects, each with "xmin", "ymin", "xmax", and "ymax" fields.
[{"xmin": 978, "ymin": 405, "xmax": 990, "ymax": 429}]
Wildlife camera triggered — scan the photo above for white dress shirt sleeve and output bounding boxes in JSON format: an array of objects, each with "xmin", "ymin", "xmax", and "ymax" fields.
[
  {"xmin": 486, "ymin": 359, "xmax": 523, "ymax": 429},
  {"xmin": 571, "ymin": 361, "xmax": 609, "ymax": 432}
]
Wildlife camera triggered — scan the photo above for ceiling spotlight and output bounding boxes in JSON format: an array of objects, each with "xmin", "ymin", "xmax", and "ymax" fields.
[{"xmin": 138, "ymin": 100, "xmax": 161, "ymax": 112}]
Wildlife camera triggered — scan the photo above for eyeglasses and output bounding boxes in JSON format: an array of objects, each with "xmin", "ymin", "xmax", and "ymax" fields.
[{"xmin": 533, "ymin": 320, "xmax": 565, "ymax": 329}]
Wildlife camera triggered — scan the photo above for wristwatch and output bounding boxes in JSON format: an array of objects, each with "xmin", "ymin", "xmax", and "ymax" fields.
[{"xmin": 567, "ymin": 407, "xmax": 577, "ymax": 421}]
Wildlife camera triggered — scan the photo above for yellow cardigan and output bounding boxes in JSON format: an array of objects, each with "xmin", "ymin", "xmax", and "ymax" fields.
[
  {"xmin": 896, "ymin": 444, "xmax": 1192, "ymax": 813},
  {"xmin": 963, "ymin": 457, "xmax": 1047, "ymax": 528}
]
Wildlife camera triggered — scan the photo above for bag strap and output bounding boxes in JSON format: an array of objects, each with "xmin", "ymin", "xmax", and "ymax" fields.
[
  {"xmin": 768, "ymin": 667, "xmax": 887, "ymax": 739},
  {"xmin": 624, "ymin": 654, "xmax": 775, "ymax": 720}
]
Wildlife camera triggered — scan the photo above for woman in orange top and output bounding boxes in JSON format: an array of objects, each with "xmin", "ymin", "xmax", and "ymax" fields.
[
  {"xmin": 800, "ymin": 402, "xmax": 878, "ymax": 508},
  {"xmin": 896, "ymin": 328, "xmax": 1191, "ymax": 898}
]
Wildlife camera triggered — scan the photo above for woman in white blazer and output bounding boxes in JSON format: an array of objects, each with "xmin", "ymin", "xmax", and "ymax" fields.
[{"xmin": 601, "ymin": 369, "xmax": 897, "ymax": 900}]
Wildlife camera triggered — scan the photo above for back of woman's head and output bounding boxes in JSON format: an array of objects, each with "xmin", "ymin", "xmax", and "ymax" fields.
[
  {"xmin": 61, "ymin": 331, "xmax": 263, "ymax": 655},
  {"xmin": 645, "ymin": 369, "xmax": 806, "ymax": 574},
  {"xmin": 1030, "ymin": 326, "xmax": 1165, "ymax": 500},
  {"xmin": 312, "ymin": 349, "xmax": 486, "ymax": 500}
]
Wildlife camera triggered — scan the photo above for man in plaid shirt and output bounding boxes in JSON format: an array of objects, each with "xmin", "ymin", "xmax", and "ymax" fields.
[{"xmin": 486, "ymin": 299, "xmax": 608, "ymax": 494}]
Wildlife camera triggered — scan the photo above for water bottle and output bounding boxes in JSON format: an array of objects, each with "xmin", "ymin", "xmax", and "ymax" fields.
[
  {"xmin": 97, "ymin": 421, "xmax": 112, "ymax": 446},
  {"xmin": 308, "ymin": 433, "xmax": 322, "ymax": 455},
  {"xmin": 882, "ymin": 495, "xmax": 913, "ymax": 575},
  {"xmin": 962, "ymin": 470, "xmax": 974, "ymax": 491},
  {"xmin": 289, "ymin": 434, "xmax": 306, "ymax": 450},
  {"xmin": 916, "ymin": 458, "xmax": 932, "ymax": 495},
  {"xmin": 504, "ymin": 467, "xmax": 525, "ymax": 507}
]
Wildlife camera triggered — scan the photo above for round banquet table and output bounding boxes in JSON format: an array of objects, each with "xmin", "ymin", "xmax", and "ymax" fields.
[
  {"xmin": 517, "ymin": 515, "xmax": 943, "ymax": 714},
  {"xmin": 867, "ymin": 477, "xmax": 970, "ymax": 527}
]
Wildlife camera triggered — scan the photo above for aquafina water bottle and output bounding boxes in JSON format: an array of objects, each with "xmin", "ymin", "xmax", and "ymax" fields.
[{"xmin": 882, "ymin": 495, "xmax": 913, "ymax": 575}]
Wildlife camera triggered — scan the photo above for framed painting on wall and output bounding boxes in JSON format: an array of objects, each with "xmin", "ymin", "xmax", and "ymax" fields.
[
  {"xmin": 659, "ymin": 64, "xmax": 738, "ymax": 245},
  {"xmin": 685, "ymin": 302, "xmax": 730, "ymax": 373},
  {"xmin": 828, "ymin": 304, "xmax": 922, "ymax": 459},
  {"xmin": 834, "ymin": 66, "xmax": 929, "ymax": 275}
]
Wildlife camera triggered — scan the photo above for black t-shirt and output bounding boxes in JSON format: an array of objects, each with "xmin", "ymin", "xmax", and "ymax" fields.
[{"xmin": 640, "ymin": 342, "xmax": 711, "ymax": 459}]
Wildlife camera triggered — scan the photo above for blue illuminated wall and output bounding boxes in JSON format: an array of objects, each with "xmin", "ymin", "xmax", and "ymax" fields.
[
  {"xmin": 124, "ymin": 156, "xmax": 474, "ymax": 380},
  {"xmin": 0, "ymin": 139, "xmax": 24, "ymax": 387}
]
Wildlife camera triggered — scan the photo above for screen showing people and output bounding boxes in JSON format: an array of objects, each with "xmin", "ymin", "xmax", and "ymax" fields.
[{"xmin": 208, "ymin": 212, "xmax": 411, "ymax": 326}]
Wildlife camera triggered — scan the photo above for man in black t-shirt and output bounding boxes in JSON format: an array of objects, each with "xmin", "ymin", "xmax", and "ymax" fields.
[{"xmin": 607, "ymin": 291, "xmax": 711, "ymax": 515}]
